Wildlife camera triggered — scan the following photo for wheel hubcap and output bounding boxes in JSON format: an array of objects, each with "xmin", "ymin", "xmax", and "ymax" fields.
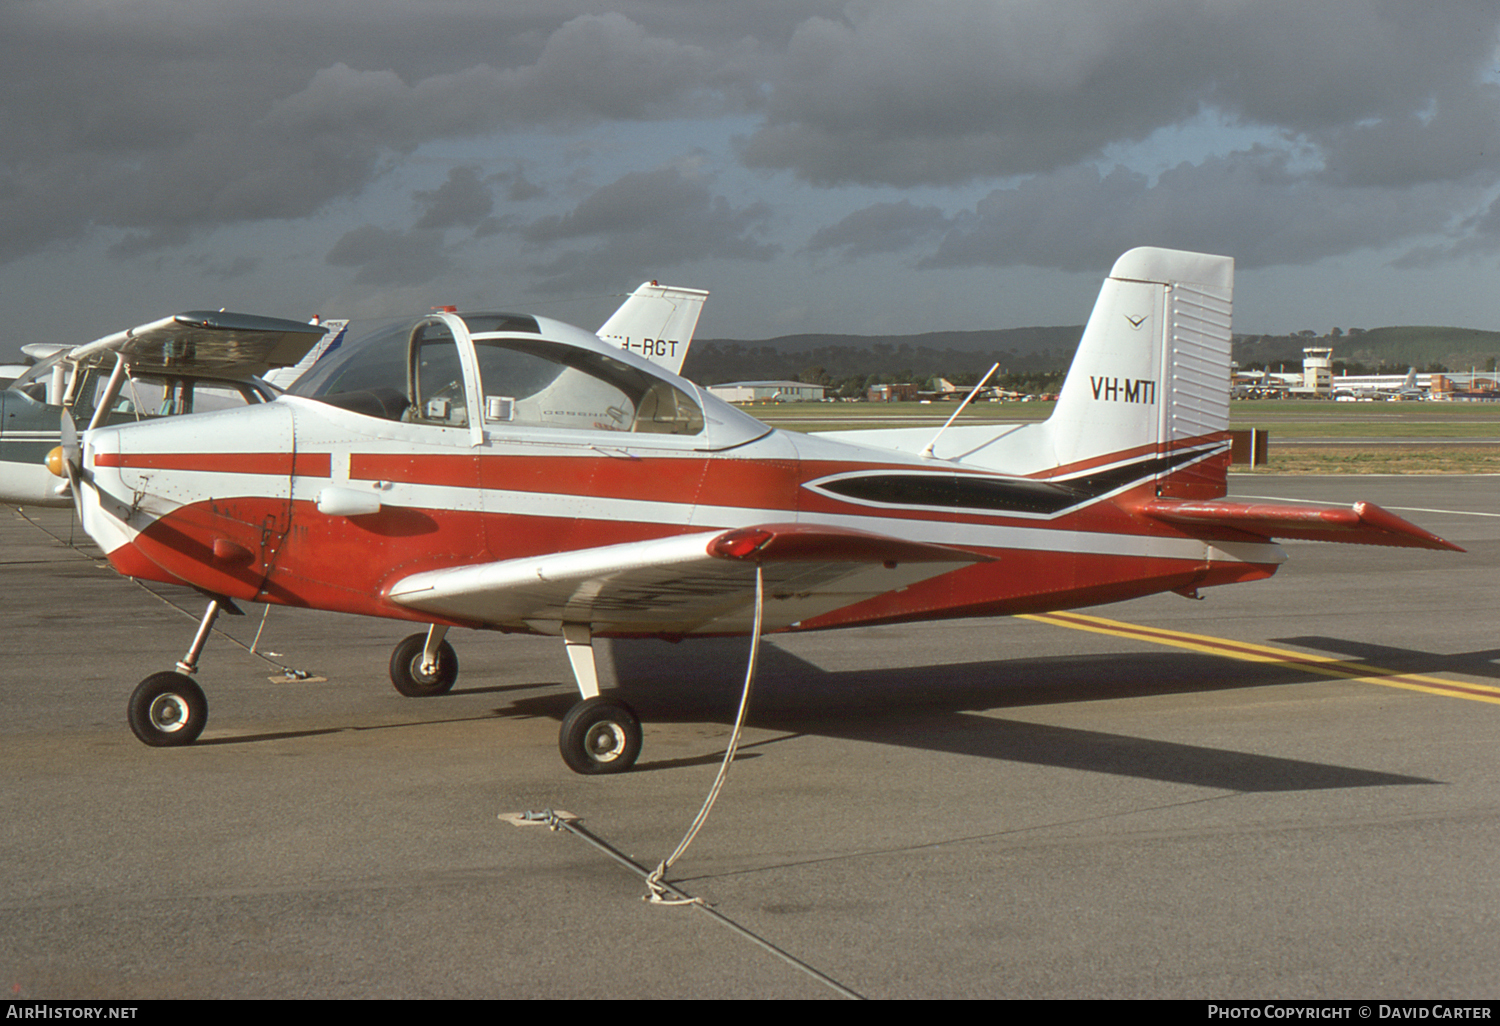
[
  {"xmin": 585, "ymin": 722, "xmax": 627, "ymax": 763},
  {"xmin": 148, "ymin": 694, "xmax": 190, "ymax": 733}
]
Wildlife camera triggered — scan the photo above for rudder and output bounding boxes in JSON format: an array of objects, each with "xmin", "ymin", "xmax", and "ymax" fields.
[{"xmin": 1044, "ymin": 247, "xmax": 1233, "ymax": 498}]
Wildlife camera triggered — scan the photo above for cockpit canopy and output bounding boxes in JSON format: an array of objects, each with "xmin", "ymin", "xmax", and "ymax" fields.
[{"xmin": 288, "ymin": 310, "xmax": 766, "ymax": 448}]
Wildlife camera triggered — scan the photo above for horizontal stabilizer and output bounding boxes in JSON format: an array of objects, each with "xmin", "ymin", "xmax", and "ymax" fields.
[{"xmin": 1141, "ymin": 499, "xmax": 1462, "ymax": 552}]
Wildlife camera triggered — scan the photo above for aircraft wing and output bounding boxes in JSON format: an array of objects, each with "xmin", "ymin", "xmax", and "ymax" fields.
[
  {"xmin": 68, "ymin": 311, "xmax": 327, "ymax": 378},
  {"xmin": 385, "ymin": 523, "xmax": 986, "ymax": 635},
  {"xmin": 1140, "ymin": 499, "xmax": 1463, "ymax": 551}
]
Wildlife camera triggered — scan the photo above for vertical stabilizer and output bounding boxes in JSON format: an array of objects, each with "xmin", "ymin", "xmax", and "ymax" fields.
[
  {"xmin": 263, "ymin": 319, "xmax": 349, "ymax": 389},
  {"xmin": 596, "ymin": 282, "xmax": 709, "ymax": 375},
  {"xmin": 1043, "ymin": 247, "xmax": 1233, "ymax": 497}
]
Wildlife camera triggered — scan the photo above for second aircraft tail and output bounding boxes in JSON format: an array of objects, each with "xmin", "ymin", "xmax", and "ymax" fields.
[{"xmin": 596, "ymin": 282, "xmax": 709, "ymax": 376}]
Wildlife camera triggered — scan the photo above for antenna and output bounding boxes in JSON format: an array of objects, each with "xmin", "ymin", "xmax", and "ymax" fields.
[{"xmin": 921, "ymin": 363, "xmax": 1000, "ymax": 460}]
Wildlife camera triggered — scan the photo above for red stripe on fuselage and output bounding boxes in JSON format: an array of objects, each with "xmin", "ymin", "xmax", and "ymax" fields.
[
  {"xmin": 95, "ymin": 451, "xmax": 331, "ymax": 477},
  {"xmin": 1026, "ymin": 433, "xmax": 1228, "ymax": 481},
  {"xmin": 342, "ymin": 448, "xmax": 1231, "ymax": 541},
  {"xmin": 351, "ymin": 451, "xmax": 859, "ymax": 511},
  {"xmin": 120, "ymin": 486, "xmax": 1281, "ymax": 635}
]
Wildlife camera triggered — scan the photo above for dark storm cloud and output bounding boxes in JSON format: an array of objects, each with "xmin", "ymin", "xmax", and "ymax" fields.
[
  {"xmin": 518, "ymin": 166, "xmax": 777, "ymax": 291},
  {"xmin": 325, "ymin": 224, "xmax": 453, "ymax": 286},
  {"xmin": 920, "ymin": 153, "xmax": 1464, "ymax": 272},
  {"xmin": 742, "ymin": 0, "xmax": 1500, "ymax": 189},
  {"xmin": 0, "ymin": 6, "xmax": 730, "ymax": 260},
  {"xmin": 2, "ymin": 0, "xmax": 1498, "ymax": 287},
  {"xmin": 805, "ymin": 201, "xmax": 951, "ymax": 259},
  {"xmin": 496, "ymin": 166, "xmax": 547, "ymax": 204},
  {"xmin": 1315, "ymin": 83, "xmax": 1500, "ymax": 189},
  {"xmin": 1392, "ymin": 193, "xmax": 1500, "ymax": 269},
  {"xmin": 414, "ymin": 167, "xmax": 495, "ymax": 231}
]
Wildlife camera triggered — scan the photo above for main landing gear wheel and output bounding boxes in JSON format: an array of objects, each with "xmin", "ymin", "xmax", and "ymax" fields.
[
  {"xmin": 389, "ymin": 633, "xmax": 459, "ymax": 697},
  {"xmin": 127, "ymin": 672, "xmax": 208, "ymax": 747},
  {"xmin": 559, "ymin": 697, "xmax": 643, "ymax": 775}
]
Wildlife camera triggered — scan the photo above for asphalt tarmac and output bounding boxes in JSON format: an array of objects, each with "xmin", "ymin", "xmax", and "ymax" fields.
[{"xmin": 2, "ymin": 475, "xmax": 1497, "ymax": 1000}]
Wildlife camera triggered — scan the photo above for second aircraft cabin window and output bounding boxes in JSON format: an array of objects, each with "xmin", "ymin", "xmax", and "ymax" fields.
[{"xmin": 471, "ymin": 337, "xmax": 703, "ymax": 436}]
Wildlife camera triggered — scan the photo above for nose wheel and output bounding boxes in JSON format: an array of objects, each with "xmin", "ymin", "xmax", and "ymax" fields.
[
  {"xmin": 124, "ymin": 597, "xmax": 231, "ymax": 747},
  {"xmin": 127, "ymin": 672, "xmax": 208, "ymax": 746}
]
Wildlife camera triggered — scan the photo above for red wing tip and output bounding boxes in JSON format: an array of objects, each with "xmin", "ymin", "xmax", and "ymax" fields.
[{"xmin": 1352, "ymin": 501, "xmax": 1465, "ymax": 552}]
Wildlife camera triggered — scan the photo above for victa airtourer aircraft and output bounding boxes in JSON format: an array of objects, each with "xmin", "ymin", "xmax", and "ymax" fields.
[{"xmin": 55, "ymin": 248, "xmax": 1459, "ymax": 773}]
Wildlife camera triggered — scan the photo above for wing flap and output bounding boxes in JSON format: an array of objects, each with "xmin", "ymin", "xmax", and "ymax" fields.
[
  {"xmin": 1141, "ymin": 499, "xmax": 1462, "ymax": 552},
  {"xmin": 386, "ymin": 524, "xmax": 985, "ymax": 635},
  {"xmin": 70, "ymin": 311, "xmax": 327, "ymax": 378}
]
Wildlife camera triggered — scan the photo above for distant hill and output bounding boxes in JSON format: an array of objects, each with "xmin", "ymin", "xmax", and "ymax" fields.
[
  {"xmin": 683, "ymin": 326, "xmax": 1083, "ymax": 385},
  {"xmin": 684, "ymin": 325, "xmax": 1500, "ymax": 385}
]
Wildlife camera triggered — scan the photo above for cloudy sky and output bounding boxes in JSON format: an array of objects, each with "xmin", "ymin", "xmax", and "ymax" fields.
[{"xmin": 4, "ymin": 1, "xmax": 1500, "ymax": 358}]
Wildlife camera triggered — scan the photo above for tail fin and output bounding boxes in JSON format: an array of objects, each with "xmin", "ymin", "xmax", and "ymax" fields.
[
  {"xmin": 263, "ymin": 318, "xmax": 350, "ymax": 389},
  {"xmin": 596, "ymin": 282, "xmax": 709, "ymax": 376},
  {"xmin": 1043, "ymin": 247, "xmax": 1233, "ymax": 498}
]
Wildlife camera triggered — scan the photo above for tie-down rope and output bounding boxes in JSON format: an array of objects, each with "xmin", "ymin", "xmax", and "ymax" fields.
[{"xmin": 644, "ymin": 562, "xmax": 764, "ymax": 905}]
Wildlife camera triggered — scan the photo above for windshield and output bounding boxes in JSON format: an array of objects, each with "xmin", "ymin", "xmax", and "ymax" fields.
[
  {"xmin": 286, "ymin": 319, "xmax": 410, "ymax": 399},
  {"xmin": 292, "ymin": 315, "xmax": 704, "ymax": 436}
]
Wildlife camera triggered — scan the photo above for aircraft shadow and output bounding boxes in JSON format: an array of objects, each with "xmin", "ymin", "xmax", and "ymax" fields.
[
  {"xmin": 496, "ymin": 637, "xmax": 1438, "ymax": 792},
  {"xmin": 1274, "ymin": 635, "xmax": 1500, "ymax": 683},
  {"xmin": 195, "ymin": 634, "xmax": 1444, "ymax": 790},
  {"xmin": 197, "ymin": 709, "xmax": 523, "ymax": 747}
]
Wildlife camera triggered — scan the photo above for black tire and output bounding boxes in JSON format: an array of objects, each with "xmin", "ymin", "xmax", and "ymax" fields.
[
  {"xmin": 128, "ymin": 672, "xmax": 208, "ymax": 747},
  {"xmin": 389, "ymin": 633, "xmax": 459, "ymax": 697},
  {"xmin": 559, "ymin": 697, "xmax": 643, "ymax": 775}
]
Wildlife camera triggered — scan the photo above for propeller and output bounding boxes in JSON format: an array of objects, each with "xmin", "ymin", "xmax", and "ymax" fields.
[{"xmin": 47, "ymin": 409, "xmax": 88, "ymax": 522}]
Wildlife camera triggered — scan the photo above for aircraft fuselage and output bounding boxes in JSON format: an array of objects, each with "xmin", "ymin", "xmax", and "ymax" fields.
[{"xmin": 80, "ymin": 391, "xmax": 1282, "ymax": 638}]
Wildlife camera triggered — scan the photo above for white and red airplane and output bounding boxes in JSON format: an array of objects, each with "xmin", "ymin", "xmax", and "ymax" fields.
[{"xmin": 56, "ymin": 248, "xmax": 1458, "ymax": 773}]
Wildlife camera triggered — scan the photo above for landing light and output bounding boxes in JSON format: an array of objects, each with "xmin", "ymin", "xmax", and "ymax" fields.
[{"xmin": 709, "ymin": 528, "xmax": 774, "ymax": 560}]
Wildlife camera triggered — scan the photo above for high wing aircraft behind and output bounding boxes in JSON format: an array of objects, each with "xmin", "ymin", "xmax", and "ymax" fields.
[
  {"xmin": 1, "ymin": 312, "xmax": 328, "ymax": 506},
  {"xmin": 57, "ymin": 248, "xmax": 1460, "ymax": 773}
]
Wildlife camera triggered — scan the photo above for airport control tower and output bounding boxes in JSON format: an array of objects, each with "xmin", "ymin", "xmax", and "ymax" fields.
[{"xmin": 1303, "ymin": 347, "xmax": 1333, "ymax": 396}]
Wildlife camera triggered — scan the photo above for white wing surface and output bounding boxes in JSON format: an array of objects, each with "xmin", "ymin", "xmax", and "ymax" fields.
[{"xmin": 385, "ymin": 523, "xmax": 986, "ymax": 636}]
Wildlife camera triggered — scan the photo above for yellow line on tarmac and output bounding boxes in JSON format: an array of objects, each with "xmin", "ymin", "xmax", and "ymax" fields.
[{"xmin": 1020, "ymin": 611, "xmax": 1500, "ymax": 706}]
